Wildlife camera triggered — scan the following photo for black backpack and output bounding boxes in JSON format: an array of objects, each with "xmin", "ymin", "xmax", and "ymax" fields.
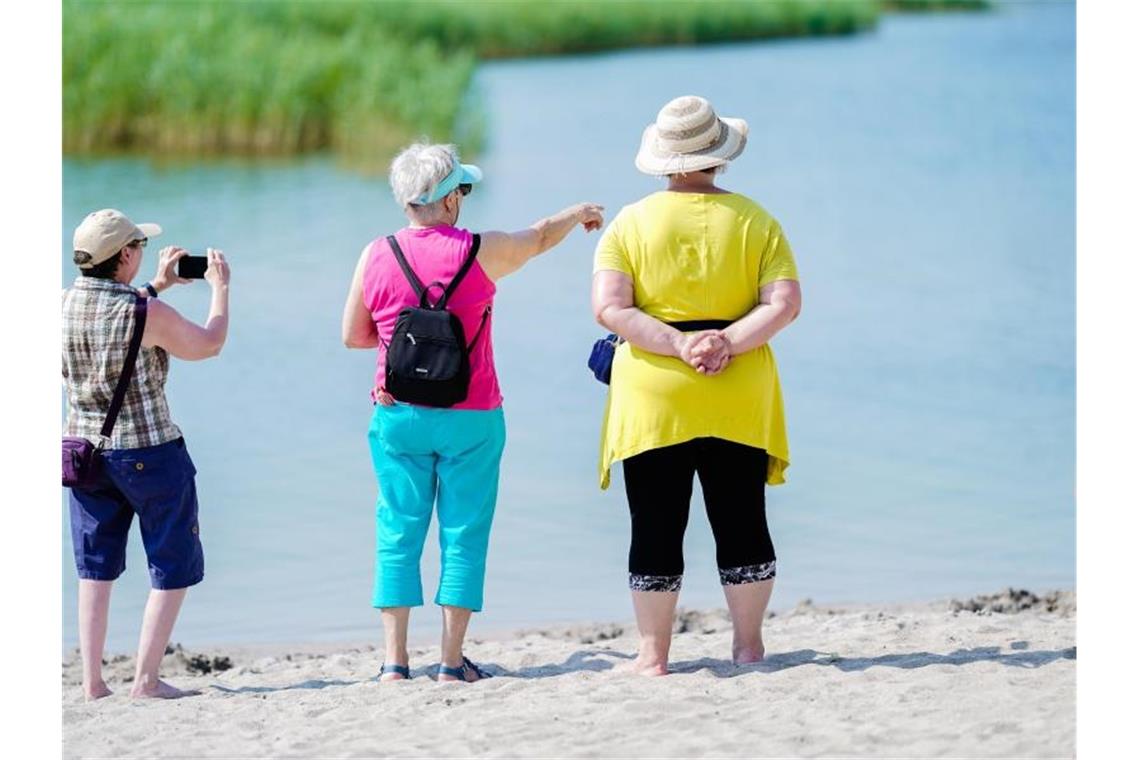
[{"xmin": 383, "ymin": 234, "xmax": 489, "ymax": 407}]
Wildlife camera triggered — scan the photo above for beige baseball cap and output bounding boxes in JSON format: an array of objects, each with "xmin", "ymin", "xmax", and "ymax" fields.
[{"xmin": 72, "ymin": 209, "xmax": 162, "ymax": 269}]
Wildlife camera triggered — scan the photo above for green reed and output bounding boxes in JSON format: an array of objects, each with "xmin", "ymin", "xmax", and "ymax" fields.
[{"xmin": 61, "ymin": 0, "xmax": 977, "ymax": 163}]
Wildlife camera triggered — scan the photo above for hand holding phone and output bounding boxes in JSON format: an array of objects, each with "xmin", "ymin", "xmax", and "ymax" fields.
[{"xmin": 204, "ymin": 247, "xmax": 230, "ymax": 289}]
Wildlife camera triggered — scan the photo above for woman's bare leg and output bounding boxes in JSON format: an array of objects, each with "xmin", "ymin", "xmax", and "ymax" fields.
[
  {"xmin": 620, "ymin": 590, "xmax": 678, "ymax": 676},
  {"xmin": 438, "ymin": 605, "xmax": 480, "ymax": 681},
  {"xmin": 723, "ymin": 579, "xmax": 774, "ymax": 664},
  {"xmin": 380, "ymin": 607, "xmax": 411, "ymax": 681},
  {"xmin": 130, "ymin": 587, "xmax": 195, "ymax": 698},
  {"xmin": 78, "ymin": 579, "xmax": 114, "ymax": 701}
]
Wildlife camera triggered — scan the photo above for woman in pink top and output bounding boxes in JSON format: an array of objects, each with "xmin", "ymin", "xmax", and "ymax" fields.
[{"xmin": 342, "ymin": 143, "xmax": 603, "ymax": 682}]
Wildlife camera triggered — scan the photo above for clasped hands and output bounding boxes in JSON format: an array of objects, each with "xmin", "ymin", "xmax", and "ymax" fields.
[{"xmin": 678, "ymin": 329, "xmax": 732, "ymax": 376}]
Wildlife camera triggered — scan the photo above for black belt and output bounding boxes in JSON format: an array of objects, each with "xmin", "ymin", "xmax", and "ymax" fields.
[{"xmin": 667, "ymin": 319, "xmax": 733, "ymax": 332}]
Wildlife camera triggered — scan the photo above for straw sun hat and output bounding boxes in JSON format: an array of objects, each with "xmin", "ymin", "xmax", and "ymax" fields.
[{"xmin": 634, "ymin": 95, "xmax": 748, "ymax": 176}]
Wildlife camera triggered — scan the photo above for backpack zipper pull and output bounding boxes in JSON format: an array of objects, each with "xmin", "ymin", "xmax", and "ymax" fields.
[{"xmin": 407, "ymin": 334, "xmax": 417, "ymax": 345}]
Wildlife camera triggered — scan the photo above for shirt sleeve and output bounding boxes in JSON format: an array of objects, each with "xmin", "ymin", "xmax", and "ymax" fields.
[
  {"xmin": 758, "ymin": 221, "xmax": 799, "ymax": 287},
  {"xmin": 593, "ymin": 211, "xmax": 632, "ymax": 276}
]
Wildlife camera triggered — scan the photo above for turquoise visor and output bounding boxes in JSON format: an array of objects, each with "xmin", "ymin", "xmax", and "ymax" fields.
[{"xmin": 414, "ymin": 162, "xmax": 484, "ymax": 205}]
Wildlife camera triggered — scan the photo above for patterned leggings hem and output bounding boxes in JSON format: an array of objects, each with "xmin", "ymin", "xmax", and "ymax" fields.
[
  {"xmin": 629, "ymin": 573, "xmax": 683, "ymax": 592},
  {"xmin": 719, "ymin": 561, "xmax": 776, "ymax": 585},
  {"xmin": 628, "ymin": 561, "xmax": 777, "ymax": 592}
]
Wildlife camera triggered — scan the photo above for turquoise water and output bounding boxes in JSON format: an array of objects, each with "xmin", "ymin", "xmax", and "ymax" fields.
[{"xmin": 62, "ymin": 2, "xmax": 1074, "ymax": 651}]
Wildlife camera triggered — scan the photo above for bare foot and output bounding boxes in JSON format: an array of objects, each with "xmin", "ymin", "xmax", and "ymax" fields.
[
  {"xmin": 615, "ymin": 657, "xmax": 669, "ymax": 677},
  {"xmin": 84, "ymin": 682, "xmax": 113, "ymax": 702},
  {"xmin": 129, "ymin": 678, "xmax": 199, "ymax": 699},
  {"xmin": 732, "ymin": 643, "xmax": 765, "ymax": 665}
]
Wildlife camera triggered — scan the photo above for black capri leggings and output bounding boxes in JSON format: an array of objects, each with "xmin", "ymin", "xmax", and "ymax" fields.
[{"xmin": 621, "ymin": 437, "xmax": 776, "ymax": 592}]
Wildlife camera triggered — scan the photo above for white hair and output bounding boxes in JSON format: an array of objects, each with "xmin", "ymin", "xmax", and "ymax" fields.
[{"xmin": 389, "ymin": 141, "xmax": 460, "ymax": 210}]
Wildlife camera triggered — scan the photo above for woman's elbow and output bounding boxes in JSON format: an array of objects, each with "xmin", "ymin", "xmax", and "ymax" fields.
[
  {"xmin": 592, "ymin": 302, "xmax": 613, "ymax": 329},
  {"xmin": 200, "ymin": 338, "xmax": 225, "ymax": 359},
  {"xmin": 343, "ymin": 331, "xmax": 376, "ymax": 349}
]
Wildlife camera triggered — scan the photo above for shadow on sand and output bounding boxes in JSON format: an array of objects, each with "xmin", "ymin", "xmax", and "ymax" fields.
[
  {"xmin": 670, "ymin": 645, "xmax": 1076, "ymax": 678},
  {"xmin": 494, "ymin": 644, "xmax": 1075, "ymax": 680},
  {"xmin": 206, "ymin": 644, "xmax": 1075, "ymax": 691}
]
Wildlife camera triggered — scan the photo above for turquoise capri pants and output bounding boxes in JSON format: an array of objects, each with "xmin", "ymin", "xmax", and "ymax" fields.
[{"xmin": 368, "ymin": 402, "xmax": 506, "ymax": 612}]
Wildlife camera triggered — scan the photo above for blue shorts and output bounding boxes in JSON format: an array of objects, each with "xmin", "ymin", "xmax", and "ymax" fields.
[{"xmin": 68, "ymin": 437, "xmax": 204, "ymax": 590}]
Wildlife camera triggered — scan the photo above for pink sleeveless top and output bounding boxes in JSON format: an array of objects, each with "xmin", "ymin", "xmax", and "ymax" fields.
[{"xmin": 361, "ymin": 225, "xmax": 502, "ymax": 410}]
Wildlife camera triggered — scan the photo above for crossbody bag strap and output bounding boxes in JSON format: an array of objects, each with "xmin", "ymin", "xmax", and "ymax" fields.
[
  {"xmin": 387, "ymin": 235, "xmax": 428, "ymax": 305},
  {"xmin": 438, "ymin": 234, "xmax": 482, "ymax": 309},
  {"xmin": 99, "ymin": 295, "xmax": 148, "ymax": 443}
]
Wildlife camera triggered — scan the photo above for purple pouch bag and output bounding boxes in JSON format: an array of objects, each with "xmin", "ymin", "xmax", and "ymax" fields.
[
  {"xmin": 62, "ymin": 436, "xmax": 100, "ymax": 488},
  {"xmin": 61, "ymin": 295, "xmax": 147, "ymax": 488}
]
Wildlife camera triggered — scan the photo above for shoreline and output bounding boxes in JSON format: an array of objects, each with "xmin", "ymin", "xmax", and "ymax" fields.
[
  {"xmin": 64, "ymin": 587, "xmax": 1075, "ymax": 758},
  {"xmin": 60, "ymin": 585, "xmax": 1072, "ymax": 658}
]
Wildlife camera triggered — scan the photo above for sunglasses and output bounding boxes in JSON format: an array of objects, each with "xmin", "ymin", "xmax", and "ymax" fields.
[
  {"xmin": 125, "ymin": 238, "xmax": 148, "ymax": 250},
  {"xmin": 458, "ymin": 183, "xmax": 472, "ymax": 197}
]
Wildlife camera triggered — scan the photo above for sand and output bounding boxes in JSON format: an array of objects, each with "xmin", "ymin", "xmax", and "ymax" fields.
[{"xmin": 62, "ymin": 589, "xmax": 1075, "ymax": 758}]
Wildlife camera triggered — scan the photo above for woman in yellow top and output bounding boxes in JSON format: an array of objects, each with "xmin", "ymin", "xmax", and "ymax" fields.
[{"xmin": 592, "ymin": 95, "xmax": 802, "ymax": 676}]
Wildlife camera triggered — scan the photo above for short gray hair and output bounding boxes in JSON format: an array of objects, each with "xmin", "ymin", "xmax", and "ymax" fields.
[{"xmin": 389, "ymin": 142, "xmax": 460, "ymax": 209}]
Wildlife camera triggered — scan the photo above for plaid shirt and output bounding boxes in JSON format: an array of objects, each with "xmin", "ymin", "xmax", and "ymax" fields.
[{"xmin": 62, "ymin": 277, "xmax": 182, "ymax": 449}]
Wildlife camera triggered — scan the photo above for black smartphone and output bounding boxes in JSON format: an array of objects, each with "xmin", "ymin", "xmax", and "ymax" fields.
[{"xmin": 177, "ymin": 255, "xmax": 209, "ymax": 280}]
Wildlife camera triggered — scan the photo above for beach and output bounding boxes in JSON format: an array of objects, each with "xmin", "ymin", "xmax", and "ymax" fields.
[{"xmin": 62, "ymin": 589, "xmax": 1075, "ymax": 758}]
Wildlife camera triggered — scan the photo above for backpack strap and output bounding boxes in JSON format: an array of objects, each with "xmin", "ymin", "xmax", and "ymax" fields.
[
  {"xmin": 437, "ymin": 234, "xmax": 482, "ymax": 309},
  {"xmin": 466, "ymin": 304, "xmax": 492, "ymax": 352},
  {"xmin": 387, "ymin": 235, "xmax": 428, "ymax": 305},
  {"xmin": 99, "ymin": 295, "xmax": 148, "ymax": 444},
  {"xmin": 388, "ymin": 233, "xmax": 482, "ymax": 310}
]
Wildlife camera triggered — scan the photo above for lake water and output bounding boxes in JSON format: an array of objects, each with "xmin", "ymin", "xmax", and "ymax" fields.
[{"xmin": 61, "ymin": 2, "xmax": 1075, "ymax": 652}]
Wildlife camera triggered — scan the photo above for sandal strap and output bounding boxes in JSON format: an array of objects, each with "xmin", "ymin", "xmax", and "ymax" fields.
[
  {"xmin": 462, "ymin": 656, "xmax": 492, "ymax": 679},
  {"xmin": 437, "ymin": 657, "xmax": 492, "ymax": 681},
  {"xmin": 437, "ymin": 663, "xmax": 467, "ymax": 679},
  {"xmin": 379, "ymin": 664, "xmax": 411, "ymax": 678}
]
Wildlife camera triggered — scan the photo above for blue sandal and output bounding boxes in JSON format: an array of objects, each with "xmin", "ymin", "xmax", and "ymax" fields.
[
  {"xmin": 378, "ymin": 664, "xmax": 411, "ymax": 680},
  {"xmin": 437, "ymin": 656, "xmax": 491, "ymax": 682}
]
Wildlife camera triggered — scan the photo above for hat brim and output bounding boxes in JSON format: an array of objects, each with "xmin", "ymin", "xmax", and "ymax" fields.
[
  {"xmin": 635, "ymin": 116, "xmax": 748, "ymax": 176},
  {"xmin": 415, "ymin": 163, "xmax": 485, "ymax": 205},
  {"xmin": 136, "ymin": 222, "xmax": 163, "ymax": 239},
  {"xmin": 458, "ymin": 164, "xmax": 483, "ymax": 185}
]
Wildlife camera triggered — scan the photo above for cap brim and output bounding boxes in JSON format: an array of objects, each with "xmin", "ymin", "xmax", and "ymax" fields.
[
  {"xmin": 459, "ymin": 164, "xmax": 483, "ymax": 184},
  {"xmin": 136, "ymin": 222, "xmax": 163, "ymax": 238}
]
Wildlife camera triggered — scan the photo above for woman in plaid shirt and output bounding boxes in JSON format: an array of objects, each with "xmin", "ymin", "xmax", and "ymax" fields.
[{"xmin": 63, "ymin": 208, "xmax": 230, "ymax": 701}]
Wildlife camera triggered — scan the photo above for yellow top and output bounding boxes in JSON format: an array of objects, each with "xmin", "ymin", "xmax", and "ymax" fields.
[{"xmin": 592, "ymin": 191, "xmax": 799, "ymax": 489}]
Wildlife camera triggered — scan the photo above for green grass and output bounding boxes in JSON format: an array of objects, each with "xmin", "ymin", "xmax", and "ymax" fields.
[
  {"xmin": 882, "ymin": 0, "xmax": 989, "ymax": 10},
  {"xmin": 61, "ymin": 0, "xmax": 980, "ymax": 164}
]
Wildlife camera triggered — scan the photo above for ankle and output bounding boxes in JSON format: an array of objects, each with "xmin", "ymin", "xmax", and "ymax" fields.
[
  {"xmin": 132, "ymin": 672, "xmax": 159, "ymax": 691},
  {"xmin": 732, "ymin": 636, "xmax": 765, "ymax": 663},
  {"xmin": 637, "ymin": 640, "xmax": 670, "ymax": 667},
  {"xmin": 385, "ymin": 647, "xmax": 409, "ymax": 665},
  {"xmin": 83, "ymin": 679, "xmax": 110, "ymax": 697}
]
